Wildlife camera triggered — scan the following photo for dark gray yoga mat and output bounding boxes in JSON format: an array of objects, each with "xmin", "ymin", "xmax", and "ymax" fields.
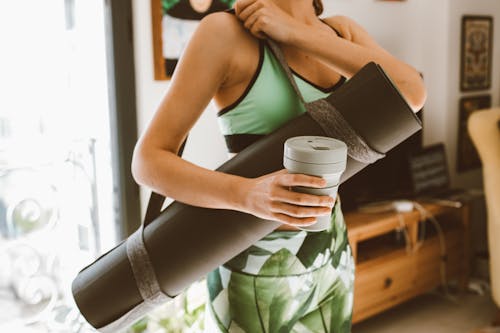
[{"xmin": 72, "ymin": 61, "xmax": 422, "ymax": 330}]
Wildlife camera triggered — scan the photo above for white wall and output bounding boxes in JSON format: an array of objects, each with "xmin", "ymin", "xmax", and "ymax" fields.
[
  {"xmin": 326, "ymin": 0, "xmax": 451, "ymax": 153},
  {"xmin": 327, "ymin": 0, "xmax": 500, "ymax": 188},
  {"xmin": 132, "ymin": 0, "xmax": 500, "ymax": 215},
  {"xmin": 447, "ymin": 0, "xmax": 500, "ymax": 188}
]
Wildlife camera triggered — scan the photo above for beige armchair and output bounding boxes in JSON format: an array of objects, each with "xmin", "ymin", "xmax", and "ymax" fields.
[{"xmin": 468, "ymin": 108, "xmax": 500, "ymax": 329}]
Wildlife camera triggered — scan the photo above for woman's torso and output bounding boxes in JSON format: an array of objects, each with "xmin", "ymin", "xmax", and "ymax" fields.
[
  {"xmin": 212, "ymin": 13, "xmax": 345, "ymax": 231},
  {"xmin": 203, "ymin": 15, "xmax": 355, "ymax": 332},
  {"xmin": 213, "ymin": 15, "xmax": 345, "ymax": 130}
]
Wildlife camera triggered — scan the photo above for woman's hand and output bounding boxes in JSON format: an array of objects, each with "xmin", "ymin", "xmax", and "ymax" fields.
[
  {"xmin": 235, "ymin": 169, "xmax": 336, "ymax": 228},
  {"xmin": 234, "ymin": 0, "xmax": 303, "ymax": 43}
]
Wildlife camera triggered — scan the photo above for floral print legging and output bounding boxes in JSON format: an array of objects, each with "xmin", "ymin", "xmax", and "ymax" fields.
[{"xmin": 204, "ymin": 198, "xmax": 355, "ymax": 333}]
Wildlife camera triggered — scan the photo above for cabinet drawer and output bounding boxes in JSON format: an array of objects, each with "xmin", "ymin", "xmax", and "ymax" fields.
[
  {"xmin": 414, "ymin": 229, "xmax": 463, "ymax": 289},
  {"xmin": 353, "ymin": 250, "xmax": 415, "ymax": 318}
]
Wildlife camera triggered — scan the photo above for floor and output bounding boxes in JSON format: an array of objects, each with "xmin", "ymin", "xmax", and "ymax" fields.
[{"xmin": 352, "ymin": 290, "xmax": 497, "ymax": 333}]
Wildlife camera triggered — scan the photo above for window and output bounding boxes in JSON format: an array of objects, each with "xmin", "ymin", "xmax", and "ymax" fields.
[{"xmin": 0, "ymin": 1, "xmax": 118, "ymax": 331}]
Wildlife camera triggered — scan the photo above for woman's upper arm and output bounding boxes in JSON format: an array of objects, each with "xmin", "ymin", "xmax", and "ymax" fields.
[
  {"xmin": 136, "ymin": 12, "xmax": 239, "ymax": 155},
  {"xmin": 323, "ymin": 15, "xmax": 384, "ymax": 50},
  {"xmin": 323, "ymin": 15, "xmax": 427, "ymax": 111}
]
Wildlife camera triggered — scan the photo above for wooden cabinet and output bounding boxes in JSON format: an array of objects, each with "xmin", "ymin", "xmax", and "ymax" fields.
[{"xmin": 345, "ymin": 202, "xmax": 470, "ymax": 323}]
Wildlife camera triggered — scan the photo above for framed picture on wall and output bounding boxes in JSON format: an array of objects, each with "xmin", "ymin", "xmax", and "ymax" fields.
[
  {"xmin": 456, "ymin": 95, "xmax": 491, "ymax": 172},
  {"xmin": 460, "ymin": 15, "xmax": 493, "ymax": 92},
  {"xmin": 151, "ymin": 0, "xmax": 236, "ymax": 80}
]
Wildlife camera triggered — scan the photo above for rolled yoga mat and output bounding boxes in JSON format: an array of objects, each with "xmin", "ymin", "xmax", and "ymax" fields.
[{"xmin": 72, "ymin": 61, "xmax": 422, "ymax": 331}]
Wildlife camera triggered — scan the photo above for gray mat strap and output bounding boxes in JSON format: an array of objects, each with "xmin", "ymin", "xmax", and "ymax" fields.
[
  {"xmin": 266, "ymin": 39, "xmax": 385, "ymax": 164},
  {"xmin": 265, "ymin": 39, "xmax": 307, "ymax": 105},
  {"xmin": 96, "ymin": 224, "xmax": 173, "ymax": 332},
  {"xmin": 306, "ymin": 99, "xmax": 385, "ymax": 164},
  {"xmin": 126, "ymin": 224, "xmax": 171, "ymax": 306}
]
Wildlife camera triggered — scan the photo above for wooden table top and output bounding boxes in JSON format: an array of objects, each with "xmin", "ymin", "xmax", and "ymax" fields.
[{"xmin": 344, "ymin": 202, "xmax": 461, "ymax": 242}]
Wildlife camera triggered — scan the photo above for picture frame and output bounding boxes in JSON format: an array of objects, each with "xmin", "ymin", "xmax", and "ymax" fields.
[
  {"xmin": 460, "ymin": 15, "xmax": 494, "ymax": 92},
  {"xmin": 456, "ymin": 95, "xmax": 491, "ymax": 172},
  {"xmin": 151, "ymin": 0, "xmax": 235, "ymax": 81}
]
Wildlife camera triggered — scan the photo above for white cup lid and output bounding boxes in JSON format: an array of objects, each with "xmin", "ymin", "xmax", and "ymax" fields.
[{"xmin": 284, "ymin": 136, "xmax": 347, "ymax": 165}]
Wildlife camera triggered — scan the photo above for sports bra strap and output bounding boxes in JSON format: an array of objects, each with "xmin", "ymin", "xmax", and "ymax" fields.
[{"xmin": 264, "ymin": 38, "xmax": 386, "ymax": 165}]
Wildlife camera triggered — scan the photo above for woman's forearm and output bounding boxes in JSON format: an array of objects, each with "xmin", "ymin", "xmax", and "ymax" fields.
[
  {"xmin": 132, "ymin": 148, "xmax": 246, "ymax": 211},
  {"xmin": 290, "ymin": 24, "xmax": 426, "ymax": 111}
]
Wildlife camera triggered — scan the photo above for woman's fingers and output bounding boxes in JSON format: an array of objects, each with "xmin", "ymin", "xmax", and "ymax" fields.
[
  {"xmin": 234, "ymin": 0, "xmax": 257, "ymax": 16},
  {"xmin": 277, "ymin": 172, "xmax": 327, "ymax": 188},
  {"xmin": 234, "ymin": 0, "xmax": 297, "ymax": 43},
  {"xmin": 237, "ymin": 0, "xmax": 262, "ymax": 21},
  {"xmin": 249, "ymin": 20, "xmax": 267, "ymax": 39},
  {"xmin": 270, "ymin": 213, "xmax": 317, "ymax": 227},
  {"xmin": 243, "ymin": 10, "xmax": 259, "ymax": 30},
  {"xmin": 270, "ymin": 186, "xmax": 335, "ymax": 207},
  {"xmin": 235, "ymin": 0, "xmax": 274, "ymax": 39},
  {"xmin": 270, "ymin": 201, "xmax": 332, "ymax": 218},
  {"xmin": 245, "ymin": 10, "xmax": 268, "ymax": 39}
]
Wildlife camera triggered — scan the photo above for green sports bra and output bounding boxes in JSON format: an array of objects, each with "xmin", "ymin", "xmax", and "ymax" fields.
[{"xmin": 216, "ymin": 32, "xmax": 346, "ymax": 153}]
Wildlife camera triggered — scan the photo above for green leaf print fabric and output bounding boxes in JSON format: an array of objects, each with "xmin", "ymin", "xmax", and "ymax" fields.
[{"xmin": 205, "ymin": 198, "xmax": 355, "ymax": 333}]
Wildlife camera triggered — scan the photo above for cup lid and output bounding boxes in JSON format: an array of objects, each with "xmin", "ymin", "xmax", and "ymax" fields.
[{"xmin": 284, "ymin": 136, "xmax": 347, "ymax": 164}]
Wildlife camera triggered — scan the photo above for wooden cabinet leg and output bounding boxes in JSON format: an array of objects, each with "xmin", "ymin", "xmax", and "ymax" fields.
[
  {"xmin": 409, "ymin": 221, "xmax": 419, "ymax": 251},
  {"xmin": 461, "ymin": 203, "xmax": 471, "ymax": 291}
]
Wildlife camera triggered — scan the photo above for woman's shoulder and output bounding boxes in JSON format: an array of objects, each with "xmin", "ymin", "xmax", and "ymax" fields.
[
  {"xmin": 320, "ymin": 15, "xmax": 355, "ymax": 41},
  {"xmin": 177, "ymin": 12, "xmax": 246, "ymax": 77},
  {"xmin": 198, "ymin": 11, "xmax": 254, "ymax": 46},
  {"xmin": 322, "ymin": 15, "xmax": 381, "ymax": 47},
  {"xmin": 197, "ymin": 11, "xmax": 264, "ymax": 87}
]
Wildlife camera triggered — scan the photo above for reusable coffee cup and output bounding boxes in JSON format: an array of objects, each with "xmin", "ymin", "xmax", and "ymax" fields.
[{"xmin": 283, "ymin": 136, "xmax": 347, "ymax": 231}]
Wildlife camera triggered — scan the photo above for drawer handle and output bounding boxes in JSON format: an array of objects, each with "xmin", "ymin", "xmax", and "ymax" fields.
[{"xmin": 384, "ymin": 277, "xmax": 393, "ymax": 289}]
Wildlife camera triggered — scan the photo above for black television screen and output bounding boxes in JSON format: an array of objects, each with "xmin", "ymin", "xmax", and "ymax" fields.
[{"xmin": 338, "ymin": 110, "xmax": 423, "ymax": 211}]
